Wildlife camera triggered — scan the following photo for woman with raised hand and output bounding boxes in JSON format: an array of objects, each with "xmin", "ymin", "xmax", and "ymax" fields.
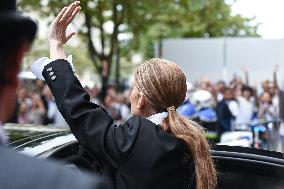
[{"xmin": 31, "ymin": 2, "xmax": 217, "ymax": 189}]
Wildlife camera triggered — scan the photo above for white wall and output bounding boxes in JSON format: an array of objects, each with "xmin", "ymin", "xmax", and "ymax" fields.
[{"xmin": 160, "ymin": 38, "xmax": 284, "ymax": 89}]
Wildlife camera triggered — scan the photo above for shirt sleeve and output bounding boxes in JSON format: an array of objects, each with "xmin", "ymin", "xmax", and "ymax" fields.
[{"xmin": 31, "ymin": 55, "xmax": 75, "ymax": 80}]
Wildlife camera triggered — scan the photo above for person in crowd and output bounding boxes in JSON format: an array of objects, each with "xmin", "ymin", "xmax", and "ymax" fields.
[
  {"xmin": 229, "ymin": 75, "xmax": 244, "ymax": 98},
  {"xmin": 35, "ymin": 79, "xmax": 45, "ymax": 93},
  {"xmin": 85, "ymin": 85, "xmax": 101, "ymax": 104},
  {"xmin": 279, "ymin": 89, "xmax": 284, "ymax": 152},
  {"xmin": 28, "ymin": 93, "xmax": 46, "ymax": 124},
  {"xmin": 214, "ymin": 80, "xmax": 226, "ymax": 102},
  {"xmin": 91, "ymin": 85, "xmax": 101, "ymax": 104},
  {"xmin": 258, "ymin": 91, "xmax": 278, "ymax": 121},
  {"xmin": 273, "ymin": 64, "xmax": 284, "ymax": 152},
  {"xmin": 42, "ymin": 85, "xmax": 68, "ymax": 127},
  {"xmin": 116, "ymin": 90, "xmax": 131, "ymax": 122},
  {"xmin": 270, "ymin": 65, "xmax": 280, "ymax": 118},
  {"xmin": 198, "ymin": 77, "xmax": 216, "ymax": 98},
  {"xmin": 17, "ymin": 102, "xmax": 30, "ymax": 124},
  {"xmin": 0, "ymin": 1, "xmax": 108, "ymax": 188},
  {"xmin": 17, "ymin": 87, "xmax": 32, "ymax": 106},
  {"xmin": 31, "ymin": 2, "xmax": 217, "ymax": 189},
  {"xmin": 216, "ymin": 87, "xmax": 236, "ymax": 136},
  {"xmin": 235, "ymin": 85, "xmax": 255, "ymax": 130},
  {"xmin": 102, "ymin": 91, "xmax": 122, "ymax": 121},
  {"xmin": 191, "ymin": 90, "xmax": 217, "ymax": 122},
  {"xmin": 261, "ymin": 80, "xmax": 271, "ymax": 94},
  {"xmin": 177, "ymin": 82, "xmax": 197, "ymax": 118},
  {"xmin": 191, "ymin": 90, "xmax": 218, "ymax": 134}
]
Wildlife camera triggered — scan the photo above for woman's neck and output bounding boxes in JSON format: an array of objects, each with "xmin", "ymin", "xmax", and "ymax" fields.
[{"xmin": 141, "ymin": 105, "xmax": 161, "ymax": 118}]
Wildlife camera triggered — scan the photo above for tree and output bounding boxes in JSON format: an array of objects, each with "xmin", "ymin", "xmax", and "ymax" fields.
[
  {"xmin": 19, "ymin": 0, "xmax": 258, "ymax": 97},
  {"xmin": 132, "ymin": 0, "xmax": 258, "ymax": 57},
  {"xmin": 22, "ymin": 38, "xmax": 95, "ymax": 76}
]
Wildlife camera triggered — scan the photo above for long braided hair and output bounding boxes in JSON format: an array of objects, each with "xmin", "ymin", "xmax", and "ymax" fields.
[{"xmin": 135, "ymin": 58, "xmax": 217, "ymax": 189}]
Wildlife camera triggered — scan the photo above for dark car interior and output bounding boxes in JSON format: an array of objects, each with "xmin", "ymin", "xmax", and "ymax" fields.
[
  {"xmin": 50, "ymin": 142, "xmax": 106, "ymax": 173},
  {"xmin": 50, "ymin": 142, "xmax": 284, "ymax": 189},
  {"xmin": 213, "ymin": 145, "xmax": 284, "ymax": 189}
]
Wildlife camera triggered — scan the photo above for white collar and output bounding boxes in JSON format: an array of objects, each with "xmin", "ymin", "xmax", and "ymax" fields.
[{"xmin": 147, "ymin": 112, "xmax": 168, "ymax": 125}]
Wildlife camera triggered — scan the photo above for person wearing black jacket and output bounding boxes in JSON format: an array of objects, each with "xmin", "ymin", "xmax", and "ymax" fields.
[
  {"xmin": 0, "ymin": 1, "xmax": 108, "ymax": 189},
  {"xmin": 216, "ymin": 87, "xmax": 235, "ymax": 137},
  {"xmin": 32, "ymin": 2, "xmax": 217, "ymax": 189}
]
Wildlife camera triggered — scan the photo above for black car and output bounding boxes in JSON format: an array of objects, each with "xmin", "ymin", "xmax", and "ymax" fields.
[{"xmin": 5, "ymin": 124, "xmax": 284, "ymax": 189}]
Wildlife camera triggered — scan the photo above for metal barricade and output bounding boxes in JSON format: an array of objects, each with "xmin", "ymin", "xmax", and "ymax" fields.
[{"xmin": 235, "ymin": 119, "xmax": 282, "ymax": 151}]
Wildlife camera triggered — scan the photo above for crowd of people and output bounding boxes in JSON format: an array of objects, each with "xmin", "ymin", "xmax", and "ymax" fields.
[
  {"xmin": 12, "ymin": 66, "xmax": 281, "ymax": 137},
  {"xmin": 2, "ymin": 1, "xmax": 284, "ymax": 188},
  {"xmin": 179, "ymin": 68, "xmax": 280, "ymax": 133},
  {"xmin": 176, "ymin": 66, "xmax": 283, "ymax": 150},
  {"xmin": 8, "ymin": 79, "xmax": 132, "ymax": 127}
]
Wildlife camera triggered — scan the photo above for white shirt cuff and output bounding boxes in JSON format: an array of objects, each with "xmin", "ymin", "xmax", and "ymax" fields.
[{"xmin": 31, "ymin": 55, "xmax": 75, "ymax": 80}]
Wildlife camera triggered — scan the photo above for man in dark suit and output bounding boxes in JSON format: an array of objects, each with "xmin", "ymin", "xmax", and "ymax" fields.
[
  {"xmin": 216, "ymin": 87, "xmax": 235, "ymax": 137},
  {"xmin": 0, "ymin": 1, "xmax": 108, "ymax": 188}
]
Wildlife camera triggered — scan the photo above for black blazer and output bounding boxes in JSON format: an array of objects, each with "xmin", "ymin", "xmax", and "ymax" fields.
[
  {"xmin": 216, "ymin": 100, "xmax": 234, "ymax": 132},
  {"xmin": 43, "ymin": 60, "xmax": 196, "ymax": 189},
  {"xmin": 0, "ymin": 146, "xmax": 108, "ymax": 189}
]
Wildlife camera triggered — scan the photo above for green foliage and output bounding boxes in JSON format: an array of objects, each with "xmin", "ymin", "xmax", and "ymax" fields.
[
  {"xmin": 130, "ymin": 0, "xmax": 258, "ymax": 58},
  {"xmin": 19, "ymin": 0, "xmax": 258, "ymax": 82},
  {"xmin": 23, "ymin": 38, "xmax": 94, "ymax": 75}
]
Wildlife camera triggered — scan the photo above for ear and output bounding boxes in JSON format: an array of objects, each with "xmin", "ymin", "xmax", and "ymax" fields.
[{"xmin": 137, "ymin": 92, "xmax": 145, "ymax": 109}]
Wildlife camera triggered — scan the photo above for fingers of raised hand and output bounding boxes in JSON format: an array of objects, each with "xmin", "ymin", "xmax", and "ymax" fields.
[
  {"xmin": 60, "ymin": 1, "xmax": 80, "ymax": 26},
  {"xmin": 66, "ymin": 32, "xmax": 76, "ymax": 41},
  {"xmin": 53, "ymin": 7, "xmax": 67, "ymax": 25},
  {"xmin": 274, "ymin": 64, "xmax": 279, "ymax": 71},
  {"xmin": 66, "ymin": 6, "xmax": 81, "ymax": 26}
]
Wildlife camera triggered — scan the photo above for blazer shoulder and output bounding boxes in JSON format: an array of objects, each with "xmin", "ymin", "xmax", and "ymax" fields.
[
  {"xmin": 123, "ymin": 115, "xmax": 158, "ymax": 127},
  {"xmin": 111, "ymin": 116, "xmax": 159, "ymax": 156}
]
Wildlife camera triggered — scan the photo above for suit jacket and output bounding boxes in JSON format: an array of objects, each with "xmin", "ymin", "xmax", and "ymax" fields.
[
  {"xmin": 43, "ymin": 60, "xmax": 196, "ymax": 189},
  {"xmin": 216, "ymin": 100, "xmax": 234, "ymax": 132},
  {"xmin": 0, "ymin": 146, "xmax": 108, "ymax": 189},
  {"xmin": 279, "ymin": 90, "xmax": 284, "ymax": 121}
]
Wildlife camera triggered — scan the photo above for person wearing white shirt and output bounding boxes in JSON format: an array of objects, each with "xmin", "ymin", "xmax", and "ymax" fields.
[{"xmin": 235, "ymin": 86, "xmax": 255, "ymax": 130}]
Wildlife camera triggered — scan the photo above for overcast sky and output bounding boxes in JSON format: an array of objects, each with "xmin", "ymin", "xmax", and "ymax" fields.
[{"xmin": 230, "ymin": 0, "xmax": 284, "ymax": 39}]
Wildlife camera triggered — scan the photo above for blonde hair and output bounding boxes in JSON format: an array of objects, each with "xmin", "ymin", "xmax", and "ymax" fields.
[{"xmin": 135, "ymin": 58, "xmax": 217, "ymax": 189}]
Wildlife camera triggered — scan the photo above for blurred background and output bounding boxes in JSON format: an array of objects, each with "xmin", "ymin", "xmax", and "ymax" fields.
[{"xmin": 10, "ymin": 0, "xmax": 284, "ymax": 153}]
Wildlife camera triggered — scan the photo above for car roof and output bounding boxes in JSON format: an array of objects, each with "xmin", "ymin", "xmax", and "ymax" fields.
[
  {"xmin": 4, "ymin": 124, "xmax": 74, "ymax": 155},
  {"xmin": 213, "ymin": 145, "xmax": 284, "ymax": 159}
]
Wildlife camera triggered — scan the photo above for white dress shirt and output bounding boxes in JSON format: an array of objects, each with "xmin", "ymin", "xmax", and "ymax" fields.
[{"xmin": 31, "ymin": 55, "xmax": 75, "ymax": 80}]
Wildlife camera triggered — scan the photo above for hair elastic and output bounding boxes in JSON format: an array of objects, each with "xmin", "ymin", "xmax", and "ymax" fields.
[{"xmin": 167, "ymin": 106, "xmax": 176, "ymax": 112}]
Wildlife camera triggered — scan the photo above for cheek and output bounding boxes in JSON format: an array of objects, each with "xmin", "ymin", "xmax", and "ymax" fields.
[
  {"xmin": 129, "ymin": 91, "xmax": 139, "ymax": 115},
  {"xmin": 0, "ymin": 84, "xmax": 17, "ymax": 123}
]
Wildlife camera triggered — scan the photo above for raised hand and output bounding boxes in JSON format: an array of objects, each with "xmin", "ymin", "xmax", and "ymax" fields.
[
  {"xmin": 48, "ymin": 1, "xmax": 81, "ymax": 59},
  {"xmin": 242, "ymin": 66, "xmax": 249, "ymax": 73},
  {"xmin": 48, "ymin": 1, "xmax": 81, "ymax": 46},
  {"xmin": 273, "ymin": 64, "xmax": 279, "ymax": 73}
]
